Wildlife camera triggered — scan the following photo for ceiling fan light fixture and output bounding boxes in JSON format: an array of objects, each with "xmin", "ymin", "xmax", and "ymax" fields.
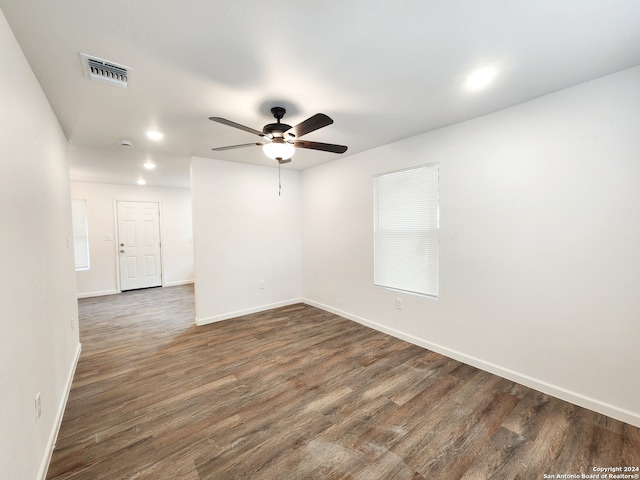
[{"xmin": 262, "ymin": 140, "xmax": 295, "ymax": 160}]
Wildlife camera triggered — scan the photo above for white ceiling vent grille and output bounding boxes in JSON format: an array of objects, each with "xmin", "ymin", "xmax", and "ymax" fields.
[{"xmin": 80, "ymin": 53, "xmax": 132, "ymax": 88}]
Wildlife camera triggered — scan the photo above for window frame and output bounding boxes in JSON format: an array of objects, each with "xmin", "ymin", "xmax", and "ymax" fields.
[{"xmin": 373, "ymin": 162, "xmax": 439, "ymax": 298}]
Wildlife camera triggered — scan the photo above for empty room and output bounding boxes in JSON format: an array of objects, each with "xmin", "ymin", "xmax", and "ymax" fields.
[{"xmin": 1, "ymin": 1, "xmax": 639, "ymax": 479}]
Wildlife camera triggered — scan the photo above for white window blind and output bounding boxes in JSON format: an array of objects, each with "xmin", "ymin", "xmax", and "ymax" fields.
[
  {"xmin": 71, "ymin": 198, "xmax": 90, "ymax": 271},
  {"xmin": 374, "ymin": 163, "xmax": 439, "ymax": 297}
]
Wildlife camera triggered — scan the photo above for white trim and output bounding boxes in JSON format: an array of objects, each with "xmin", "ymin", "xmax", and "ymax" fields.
[
  {"xmin": 163, "ymin": 279, "xmax": 194, "ymax": 287},
  {"xmin": 77, "ymin": 283, "xmax": 192, "ymax": 298},
  {"xmin": 195, "ymin": 298, "xmax": 303, "ymax": 326},
  {"xmin": 76, "ymin": 289, "xmax": 118, "ymax": 299},
  {"xmin": 303, "ymin": 298, "xmax": 640, "ymax": 428},
  {"xmin": 113, "ymin": 199, "xmax": 121, "ymax": 292},
  {"xmin": 38, "ymin": 343, "xmax": 82, "ymax": 480}
]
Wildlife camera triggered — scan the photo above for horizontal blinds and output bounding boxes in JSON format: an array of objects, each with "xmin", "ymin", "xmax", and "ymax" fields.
[
  {"xmin": 71, "ymin": 198, "xmax": 90, "ymax": 270},
  {"xmin": 374, "ymin": 163, "xmax": 439, "ymax": 297}
]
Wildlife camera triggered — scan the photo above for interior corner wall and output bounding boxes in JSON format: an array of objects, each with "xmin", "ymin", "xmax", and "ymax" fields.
[
  {"xmin": 0, "ymin": 9, "xmax": 81, "ymax": 479},
  {"xmin": 190, "ymin": 156, "xmax": 302, "ymax": 324},
  {"xmin": 301, "ymin": 66, "xmax": 640, "ymax": 427},
  {"xmin": 70, "ymin": 181, "xmax": 194, "ymax": 298}
]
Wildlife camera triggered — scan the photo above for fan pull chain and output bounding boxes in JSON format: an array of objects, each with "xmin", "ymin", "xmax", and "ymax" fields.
[{"xmin": 278, "ymin": 161, "xmax": 281, "ymax": 196}]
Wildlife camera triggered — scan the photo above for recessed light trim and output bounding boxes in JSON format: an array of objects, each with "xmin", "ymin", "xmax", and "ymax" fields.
[
  {"xmin": 143, "ymin": 161, "xmax": 156, "ymax": 170},
  {"xmin": 464, "ymin": 67, "xmax": 497, "ymax": 91},
  {"xmin": 146, "ymin": 130, "xmax": 164, "ymax": 141}
]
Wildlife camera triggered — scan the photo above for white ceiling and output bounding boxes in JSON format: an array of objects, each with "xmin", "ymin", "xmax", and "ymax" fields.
[{"xmin": 2, "ymin": 1, "xmax": 640, "ymax": 189}]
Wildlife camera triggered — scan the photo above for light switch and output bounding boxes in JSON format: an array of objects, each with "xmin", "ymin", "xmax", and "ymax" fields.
[{"xmin": 104, "ymin": 234, "xmax": 113, "ymax": 241}]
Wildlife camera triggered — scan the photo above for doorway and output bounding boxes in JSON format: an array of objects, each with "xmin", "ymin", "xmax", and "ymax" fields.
[{"xmin": 116, "ymin": 201, "xmax": 162, "ymax": 291}]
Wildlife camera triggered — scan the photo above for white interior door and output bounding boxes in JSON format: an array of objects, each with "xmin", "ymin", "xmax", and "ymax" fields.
[{"xmin": 117, "ymin": 201, "xmax": 162, "ymax": 291}]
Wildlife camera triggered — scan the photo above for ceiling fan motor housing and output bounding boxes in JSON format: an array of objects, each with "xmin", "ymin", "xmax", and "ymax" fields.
[
  {"xmin": 264, "ymin": 107, "xmax": 291, "ymax": 138},
  {"xmin": 263, "ymin": 122, "xmax": 292, "ymax": 138}
]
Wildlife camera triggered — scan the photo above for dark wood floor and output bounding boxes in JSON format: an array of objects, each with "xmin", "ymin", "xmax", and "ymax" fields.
[{"xmin": 47, "ymin": 285, "xmax": 639, "ymax": 479}]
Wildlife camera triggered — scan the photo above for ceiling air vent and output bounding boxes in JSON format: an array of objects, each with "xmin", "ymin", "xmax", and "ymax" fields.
[{"xmin": 80, "ymin": 53, "xmax": 132, "ymax": 88}]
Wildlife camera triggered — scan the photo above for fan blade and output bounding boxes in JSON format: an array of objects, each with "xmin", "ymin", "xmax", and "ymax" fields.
[
  {"xmin": 212, "ymin": 143, "xmax": 263, "ymax": 151},
  {"xmin": 290, "ymin": 113, "xmax": 333, "ymax": 138},
  {"xmin": 293, "ymin": 140, "xmax": 348, "ymax": 154},
  {"xmin": 209, "ymin": 117, "xmax": 266, "ymax": 137}
]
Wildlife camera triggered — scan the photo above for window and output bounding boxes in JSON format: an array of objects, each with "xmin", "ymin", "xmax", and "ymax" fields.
[
  {"xmin": 71, "ymin": 198, "xmax": 90, "ymax": 271},
  {"xmin": 374, "ymin": 163, "xmax": 439, "ymax": 297}
]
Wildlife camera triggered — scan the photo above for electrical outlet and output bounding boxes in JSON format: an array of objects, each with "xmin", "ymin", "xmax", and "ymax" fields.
[
  {"xmin": 70, "ymin": 316, "xmax": 75, "ymax": 331},
  {"xmin": 396, "ymin": 298, "xmax": 403, "ymax": 310},
  {"xmin": 35, "ymin": 393, "xmax": 41, "ymax": 421},
  {"xmin": 259, "ymin": 280, "xmax": 265, "ymax": 290}
]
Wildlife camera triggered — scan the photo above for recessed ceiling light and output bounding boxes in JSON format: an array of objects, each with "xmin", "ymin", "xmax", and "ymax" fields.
[
  {"xmin": 464, "ymin": 67, "xmax": 497, "ymax": 91},
  {"xmin": 146, "ymin": 130, "xmax": 164, "ymax": 141},
  {"xmin": 136, "ymin": 178, "xmax": 146, "ymax": 185},
  {"xmin": 143, "ymin": 161, "xmax": 156, "ymax": 170}
]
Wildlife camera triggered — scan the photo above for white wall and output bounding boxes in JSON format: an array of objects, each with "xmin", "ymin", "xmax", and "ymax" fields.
[
  {"xmin": 301, "ymin": 66, "xmax": 640, "ymax": 427},
  {"xmin": 70, "ymin": 182, "xmax": 194, "ymax": 297},
  {"xmin": 0, "ymin": 10, "xmax": 81, "ymax": 479},
  {"xmin": 191, "ymin": 157, "xmax": 302, "ymax": 324}
]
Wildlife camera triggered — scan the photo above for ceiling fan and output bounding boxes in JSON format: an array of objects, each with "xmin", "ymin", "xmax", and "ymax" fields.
[{"xmin": 209, "ymin": 107, "xmax": 348, "ymax": 164}]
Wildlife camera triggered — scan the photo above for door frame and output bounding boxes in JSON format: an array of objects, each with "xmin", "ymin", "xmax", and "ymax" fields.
[{"xmin": 113, "ymin": 199, "xmax": 165, "ymax": 293}]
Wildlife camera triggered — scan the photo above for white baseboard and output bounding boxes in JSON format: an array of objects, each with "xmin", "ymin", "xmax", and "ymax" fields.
[
  {"xmin": 163, "ymin": 279, "xmax": 194, "ymax": 287},
  {"xmin": 303, "ymin": 298, "xmax": 640, "ymax": 429},
  {"xmin": 77, "ymin": 282, "xmax": 193, "ymax": 299},
  {"xmin": 76, "ymin": 289, "xmax": 118, "ymax": 299},
  {"xmin": 38, "ymin": 342, "xmax": 82, "ymax": 480},
  {"xmin": 195, "ymin": 298, "xmax": 303, "ymax": 326}
]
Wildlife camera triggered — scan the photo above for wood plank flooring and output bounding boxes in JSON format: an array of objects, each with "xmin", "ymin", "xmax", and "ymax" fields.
[{"xmin": 47, "ymin": 285, "xmax": 640, "ymax": 479}]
